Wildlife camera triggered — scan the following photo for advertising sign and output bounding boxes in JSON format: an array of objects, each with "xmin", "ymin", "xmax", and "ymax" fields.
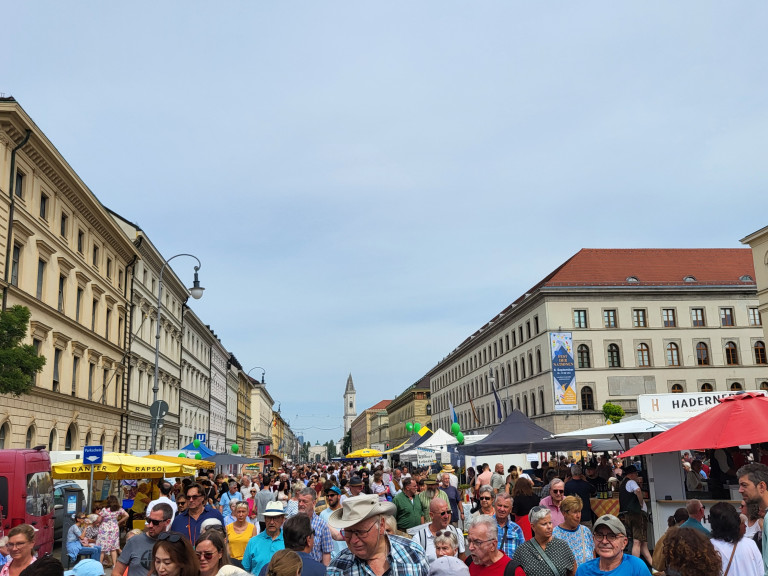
[{"xmin": 551, "ymin": 332, "xmax": 577, "ymax": 411}]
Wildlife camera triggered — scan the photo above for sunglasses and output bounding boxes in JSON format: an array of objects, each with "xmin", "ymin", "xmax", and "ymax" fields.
[
  {"xmin": 196, "ymin": 551, "xmax": 216, "ymax": 560},
  {"xmin": 479, "ymin": 497, "xmax": 492, "ymax": 501},
  {"xmin": 157, "ymin": 532, "xmax": 182, "ymax": 543},
  {"xmin": 145, "ymin": 518, "xmax": 166, "ymax": 526},
  {"xmin": 437, "ymin": 511, "xmax": 451, "ymax": 516},
  {"xmin": 551, "ymin": 490, "xmax": 564, "ymax": 494},
  {"xmin": 187, "ymin": 494, "xmax": 203, "ymax": 500}
]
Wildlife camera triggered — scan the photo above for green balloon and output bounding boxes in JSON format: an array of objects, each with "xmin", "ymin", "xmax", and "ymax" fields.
[
  {"xmin": 194, "ymin": 453, "xmax": 202, "ymax": 460},
  {"xmin": 456, "ymin": 432, "xmax": 465, "ymax": 444},
  {"xmin": 405, "ymin": 422, "xmax": 413, "ymax": 433},
  {"xmin": 414, "ymin": 423, "xmax": 421, "ymax": 432},
  {"xmin": 178, "ymin": 453, "xmax": 186, "ymax": 458},
  {"xmin": 231, "ymin": 444, "xmax": 239, "ymax": 454},
  {"xmin": 450, "ymin": 422, "xmax": 460, "ymax": 436},
  {"xmin": 193, "ymin": 439, "xmax": 201, "ymax": 448}
]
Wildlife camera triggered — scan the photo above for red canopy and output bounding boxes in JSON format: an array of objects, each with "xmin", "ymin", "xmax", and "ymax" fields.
[{"xmin": 621, "ymin": 392, "xmax": 768, "ymax": 457}]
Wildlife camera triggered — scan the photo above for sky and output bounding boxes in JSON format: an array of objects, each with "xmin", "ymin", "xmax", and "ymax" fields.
[{"xmin": 4, "ymin": 2, "xmax": 768, "ymax": 446}]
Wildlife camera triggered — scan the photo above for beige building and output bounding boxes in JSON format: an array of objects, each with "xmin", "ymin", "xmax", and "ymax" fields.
[
  {"xmin": 386, "ymin": 376, "xmax": 431, "ymax": 449},
  {"xmin": 350, "ymin": 400, "xmax": 391, "ymax": 452},
  {"xmin": 179, "ymin": 308, "xmax": 213, "ymax": 449},
  {"xmin": 742, "ymin": 227, "xmax": 768, "ymax": 340},
  {"xmin": 430, "ymin": 249, "xmax": 767, "ymax": 436},
  {"xmin": 0, "ymin": 98, "xmax": 138, "ymax": 451},
  {"xmin": 249, "ymin": 374, "xmax": 275, "ymax": 458}
]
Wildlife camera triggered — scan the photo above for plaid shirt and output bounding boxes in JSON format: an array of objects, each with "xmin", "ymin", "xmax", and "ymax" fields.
[
  {"xmin": 495, "ymin": 516, "xmax": 525, "ymax": 558},
  {"xmin": 327, "ymin": 534, "xmax": 428, "ymax": 576},
  {"xmin": 310, "ymin": 512, "xmax": 334, "ymax": 562}
]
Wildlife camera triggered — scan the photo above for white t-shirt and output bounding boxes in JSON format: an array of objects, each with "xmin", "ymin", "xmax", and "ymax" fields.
[
  {"xmin": 624, "ymin": 479, "xmax": 646, "ymax": 512},
  {"xmin": 413, "ymin": 524, "xmax": 466, "ymax": 564},
  {"xmin": 711, "ymin": 537, "xmax": 763, "ymax": 576}
]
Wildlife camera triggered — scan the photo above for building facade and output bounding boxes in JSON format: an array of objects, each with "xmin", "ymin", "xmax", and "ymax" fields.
[
  {"xmin": 386, "ymin": 376, "xmax": 431, "ymax": 449},
  {"xmin": 179, "ymin": 308, "xmax": 212, "ymax": 448},
  {"xmin": 0, "ymin": 99, "xmax": 138, "ymax": 452},
  {"xmin": 208, "ymin": 331, "xmax": 228, "ymax": 454},
  {"xmin": 237, "ymin": 370, "xmax": 252, "ymax": 455},
  {"xmin": 349, "ymin": 400, "xmax": 391, "ymax": 452},
  {"xmin": 742, "ymin": 227, "xmax": 768, "ymax": 341},
  {"xmin": 226, "ymin": 354, "xmax": 240, "ymax": 448},
  {"xmin": 430, "ymin": 249, "xmax": 768, "ymax": 435},
  {"xmin": 250, "ymin": 376, "xmax": 274, "ymax": 458}
]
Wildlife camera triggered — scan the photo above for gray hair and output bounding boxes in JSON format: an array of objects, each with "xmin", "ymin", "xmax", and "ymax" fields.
[
  {"xmin": 529, "ymin": 505, "xmax": 552, "ymax": 526},
  {"xmin": 477, "ymin": 484, "xmax": 493, "ymax": 498},
  {"xmin": 494, "ymin": 492, "xmax": 512, "ymax": 506},
  {"xmin": 299, "ymin": 487, "xmax": 317, "ymax": 501},
  {"xmin": 571, "ymin": 465, "xmax": 582, "ymax": 476},
  {"xmin": 549, "ymin": 478, "xmax": 565, "ymax": 489},
  {"xmin": 467, "ymin": 514, "xmax": 498, "ymax": 541},
  {"xmin": 434, "ymin": 530, "xmax": 459, "ymax": 551},
  {"xmin": 152, "ymin": 503, "xmax": 174, "ymax": 521},
  {"xmin": 0, "ymin": 536, "xmax": 7, "ymax": 547},
  {"xmin": 292, "ymin": 484, "xmax": 306, "ymax": 496}
]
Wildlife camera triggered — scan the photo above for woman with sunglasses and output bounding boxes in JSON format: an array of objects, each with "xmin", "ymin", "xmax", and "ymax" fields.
[
  {"xmin": 0, "ymin": 525, "xmax": 36, "ymax": 576},
  {"xmin": 471, "ymin": 485, "xmax": 495, "ymax": 519},
  {"xmin": 150, "ymin": 532, "xmax": 200, "ymax": 576},
  {"xmin": 227, "ymin": 502, "xmax": 258, "ymax": 568},
  {"xmin": 65, "ymin": 514, "xmax": 102, "ymax": 565},
  {"xmin": 196, "ymin": 530, "xmax": 230, "ymax": 576}
]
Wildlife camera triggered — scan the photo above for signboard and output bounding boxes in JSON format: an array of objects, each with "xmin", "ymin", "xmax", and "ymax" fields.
[
  {"xmin": 416, "ymin": 447, "xmax": 435, "ymax": 466},
  {"xmin": 83, "ymin": 445, "xmax": 103, "ymax": 465},
  {"xmin": 551, "ymin": 332, "xmax": 577, "ymax": 411},
  {"xmin": 195, "ymin": 433, "xmax": 207, "ymax": 442},
  {"xmin": 638, "ymin": 390, "xmax": 766, "ymax": 421},
  {"xmin": 67, "ymin": 494, "xmax": 78, "ymax": 514}
]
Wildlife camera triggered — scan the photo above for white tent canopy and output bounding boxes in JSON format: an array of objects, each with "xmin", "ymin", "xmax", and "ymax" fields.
[{"xmin": 553, "ymin": 414, "xmax": 680, "ymax": 440}]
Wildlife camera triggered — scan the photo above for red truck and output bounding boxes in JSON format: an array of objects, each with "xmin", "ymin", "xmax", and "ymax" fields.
[{"xmin": 0, "ymin": 448, "xmax": 54, "ymax": 554}]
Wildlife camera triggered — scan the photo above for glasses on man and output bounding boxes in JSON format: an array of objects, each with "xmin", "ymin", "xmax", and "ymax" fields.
[
  {"xmin": 551, "ymin": 489, "xmax": 564, "ymax": 494},
  {"xmin": 467, "ymin": 538, "xmax": 494, "ymax": 547},
  {"xmin": 343, "ymin": 523, "xmax": 378, "ymax": 540},
  {"xmin": 437, "ymin": 510, "xmax": 451, "ymax": 516},
  {"xmin": 187, "ymin": 494, "xmax": 203, "ymax": 500},
  {"xmin": 145, "ymin": 518, "xmax": 165, "ymax": 526},
  {"xmin": 593, "ymin": 532, "xmax": 620, "ymax": 542}
]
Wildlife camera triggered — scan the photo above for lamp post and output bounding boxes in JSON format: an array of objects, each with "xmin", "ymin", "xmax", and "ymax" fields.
[
  {"xmin": 150, "ymin": 254, "xmax": 205, "ymax": 454},
  {"xmin": 247, "ymin": 366, "xmax": 266, "ymax": 384},
  {"xmin": 487, "ymin": 361, "xmax": 510, "ymax": 426}
]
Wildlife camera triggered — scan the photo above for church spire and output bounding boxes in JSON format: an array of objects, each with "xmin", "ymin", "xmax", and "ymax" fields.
[{"xmin": 345, "ymin": 373, "xmax": 355, "ymax": 394}]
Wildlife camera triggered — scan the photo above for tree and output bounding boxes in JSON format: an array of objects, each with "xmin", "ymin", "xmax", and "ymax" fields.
[
  {"xmin": 0, "ymin": 306, "xmax": 46, "ymax": 396},
  {"xmin": 324, "ymin": 440, "xmax": 337, "ymax": 460},
  {"xmin": 300, "ymin": 441, "xmax": 310, "ymax": 462},
  {"xmin": 341, "ymin": 430, "xmax": 351, "ymax": 456},
  {"xmin": 602, "ymin": 401, "xmax": 625, "ymax": 423}
]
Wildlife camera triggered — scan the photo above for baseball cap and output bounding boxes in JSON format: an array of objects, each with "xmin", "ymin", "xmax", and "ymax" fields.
[
  {"xmin": 64, "ymin": 559, "xmax": 104, "ymax": 576},
  {"xmin": 593, "ymin": 514, "xmax": 626, "ymax": 536}
]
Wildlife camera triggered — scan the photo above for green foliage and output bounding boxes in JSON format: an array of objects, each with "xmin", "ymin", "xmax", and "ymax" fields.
[
  {"xmin": 602, "ymin": 401, "xmax": 625, "ymax": 423},
  {"xmin": 324, "ymin": 440, "xmax": 337, "ymax": 460},
  {"xmin": 341, "ymin": 430, "xmax": 352, "ymax": 456},
  {"xmin": 0, "ymin": 306, "xmax": 45, "ymax": 396}
]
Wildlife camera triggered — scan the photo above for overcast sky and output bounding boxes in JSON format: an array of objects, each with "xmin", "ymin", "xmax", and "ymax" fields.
[{"xmin": 5, "ymin": 2, "xmax": 767, "ymax": 446}]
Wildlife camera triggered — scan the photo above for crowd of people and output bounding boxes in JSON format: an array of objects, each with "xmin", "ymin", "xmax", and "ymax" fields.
[{"xmin": 5, "ymin": 457, "xmax": 768, "ymax": 576}]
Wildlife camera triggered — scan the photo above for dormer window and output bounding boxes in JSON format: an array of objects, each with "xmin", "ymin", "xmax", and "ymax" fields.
[
  {"xmin": 683, "ymin": 275, "xmax": 697, "ymax": 282},
  {"xmin": 626, "ymin": 276, "xmax": 639, "ymax": 283},
  {"xmin": 740, "ymin": 275, "xmax": 754, "ymax": 282}
]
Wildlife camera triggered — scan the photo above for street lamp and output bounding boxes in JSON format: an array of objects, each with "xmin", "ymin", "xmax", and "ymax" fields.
[
  {"xmin": 150, "ymin": 254, "xmax": 205, "ymax": 454},
  {"xmin": 248, "ymin": 366, "xmax": 266, "ymax": 384}
]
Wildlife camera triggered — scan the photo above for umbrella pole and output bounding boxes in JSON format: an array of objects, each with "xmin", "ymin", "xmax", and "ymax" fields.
[{"xmin": 87, "ymin": 464, "xmax": 94, "ymax": 513}]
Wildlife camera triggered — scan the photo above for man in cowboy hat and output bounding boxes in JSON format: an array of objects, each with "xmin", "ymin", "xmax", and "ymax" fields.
[
  {"xmin": 326, "ymin": 494, "xmax": 428, "ymax": 576},
  {"xmin": 241, "ymin": 501, "xmax": 285, "ymax": 576}
]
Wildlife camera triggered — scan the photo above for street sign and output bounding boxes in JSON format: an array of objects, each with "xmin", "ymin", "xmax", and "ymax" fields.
[
  {"xmin": 195, "ymin": 433, "xmax": 206, "ymax": 442},
  {"xmin": 150, "ymin": 400, "xmax": 169, "ymax": 420},
  {"xmin": 83, "ymin": 445, "xmax": 103, "ymax": 465}
]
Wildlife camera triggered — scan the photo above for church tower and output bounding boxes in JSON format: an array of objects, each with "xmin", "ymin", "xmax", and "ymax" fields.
[{"xmin": 343, "ymin": 373, "xmax": 357, "ymax": 435}]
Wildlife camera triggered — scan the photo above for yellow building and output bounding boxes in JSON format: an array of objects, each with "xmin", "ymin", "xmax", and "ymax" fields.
[
  {"xmin": 742, "ymin": 227, "xmax": 768, "ymax": 340},
  {"xmin": 386, "ymin": 377, "xmax": 431, "ymax": 450},
  {"xmin": 350, "ymin": 400, "xmax": 391, "ymax": 452},
  {"xmin": 0, "ymin": 98, "xmax": 138, "ymax": 451}
]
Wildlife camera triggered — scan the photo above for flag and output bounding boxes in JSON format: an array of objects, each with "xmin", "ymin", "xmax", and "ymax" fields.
[
  {"xmin": 468, "ymin": 396, "xmax": 481, "ymax": 425},
  {"xmin": 492, "ymin": 382, "xmax": 503, "ymax": 421},
  {"xmin": 448, "ymin": 400, "xmax": 458, "ymax": 424}
]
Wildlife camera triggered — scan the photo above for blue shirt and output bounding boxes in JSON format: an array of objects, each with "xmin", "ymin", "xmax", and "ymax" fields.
[
  {"xmin": 494, "ymin": 516, "xmax": 525, "ymax": 559},
  {"xmin": 220, "ymin": 491, "xmax": 243, "ymax": 518},
  {"xmin": 170, "ymin": 505, "xmax": 225, "ymax": 542},
  {"xmin": 576, "ymin": 553, "xmax": 649, "ymax": 576},
  {"xmin": 680, "ymin": 518, "xmax": 711, "ymax": 536},
  {"xmin": 319, "ymin": 507, "xmax": 348, "ymax": 559},
  {"xmin": 327, "ymin": 534, "xmax": 428, "ymax": 576},
  {"xmin": 242, "ymin": 530, "xmax": 285, "ymax": 576}
]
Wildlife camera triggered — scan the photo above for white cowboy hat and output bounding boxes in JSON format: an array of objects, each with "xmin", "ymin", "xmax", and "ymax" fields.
[{"xmin": 327, "ymin": 494, "xmax": 396, "ymax": 529}]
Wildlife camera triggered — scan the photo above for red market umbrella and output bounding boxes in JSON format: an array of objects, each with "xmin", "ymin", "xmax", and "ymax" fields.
[{"xmin": 621, "ymin": 392, "xmax": 768, "ymax": 457}]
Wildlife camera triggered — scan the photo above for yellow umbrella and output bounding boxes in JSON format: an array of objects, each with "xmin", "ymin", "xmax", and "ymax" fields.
[
  {"xmin": 143, "ymin": 454, "xmax": 215, "ymax": 470},
  {"xmin": 52, "ymin": 452, "xmax": 195, "ymax": 480},
  {"xmin": 346, "ymin": 448, "xmax": 382, "ymax": 458}
]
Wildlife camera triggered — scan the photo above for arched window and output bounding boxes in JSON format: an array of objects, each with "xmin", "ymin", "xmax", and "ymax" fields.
[
  {"xmin": 730, "ymin": 382, "xmax": 743, "ymax": 391},
  {"xmin": 26, "ymin": 425, "xmax": 35, "ymax": 449},
  {"xmin": 65, "ymin": 424, "xmax": 76, "ymax": 451},
  {"xmin": 48, "ymin": 429, "xmax": 57, "ymax": 451},
  {"xmin": 671, "ymin": 384, "xmax": 684, "ymax": 393},
  {"xmin": 521, "ymin": 359, "xmax": 526, "ymax": 379},
  {"xmin": 696, "ymin": 342, "xmax": 710, "ymax": 366},
  {"xmin": 528, "ymin": 354, "xmax": 533, "ymax": 376},
  {"xmin": 85, "ymin": 431, "xmax": 92, "ymax": 447},
  {"xmin": 725, "ymin": 342, "xmax": 739, "ymax": 365},
  {"xmin": 761, "ymin": 382, "xmax": 768, "ymax": 391},
  {"xmin": 608, "ymin": 344, "xmax": 621, "ymax": 367},
  {"xmin": 636, "ymin": 344, "xmax": 650, "ymax": 367},
  {"xmin": 581, "ymin": 386, "xmax": 595, "ymax": 411},
  {"xmin": 666, "ymin": 343, "xmax": 680, "ymax": 367},
  {"xmin": 701, "ymin": 382, "xmax": 714, "ymax": 392},
  {"xmin": 755, "ymin": 341, "xmax": 767, "ymax": 364},
  {"xmin": 516, "ymin": 397, "xmax": 521, "ymax": 411},
  {"xmin": 514, "ymin": 361, "xmax": 519, "ymax": 382},
  {"xmin": 531, "ymin": 393, "xmax": 536, "ymax": 416},
  {"xmin": 536, "ymin": 350, "xmax": 542, "ymax": 373},
  {"xmin": 578, "ymin": 345, "xmax": 591, "ymax": 369},
  {"xmin": 524, "ymin": 396, "xmax": 529, "ymax": 416},
  {"xmin": 0, "ymin": 422, "xmax": 8, "ymax": 449},
  {"xmin": 539, "ymin": 390, "xmax": 545, "ymax": 414},
  {"xmin": 100, "ymin": 433, "xmax": 106, "ymax": 447}
]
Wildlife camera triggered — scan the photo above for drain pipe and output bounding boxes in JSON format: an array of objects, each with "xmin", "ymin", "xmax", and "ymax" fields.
[{"xmin": 2, "ymin": 129, "xmax": 32, "ymax": 312}]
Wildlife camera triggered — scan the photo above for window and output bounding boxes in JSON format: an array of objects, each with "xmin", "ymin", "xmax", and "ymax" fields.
[
  {"xmin": 106, "ymin": 258, "xmax": 112, "ymax": 279},
  {"xmin": 102, "ymin": 369, "xmax": 109, "ymax": 404},
  {"xmin": 574, "ymin": 310, "xmax": 587, "ymax": 329},
  {"xmin": 39, "ymin": 193, "xmax": 48, "ymax": 220},
  {"xmin": 701, "ymin": 382, "xmax": 714, "ymax": 392},
  {"xmin": 91, "ymin": 299, "xmax": 98, "ymax": 331},
  {"xmin": 536, "ymin": 350, "xmax": 542, "ymax": 373},
  {"xmin": 58, "ymin": 276, "xmax": 66, "ymax": 312},
  {"xmin": 76, "ymin": 287, "xmax": 83, "ymax": 322},
  {"xmin": 534, "ymin": 316, "xmax": 540, "ymax": 334},
  {"xmin": 92, "ymin": 245, "xmax": 99, "ymax": 268},
  {"xmin": 105, "ymin": 309, "xmax": 111, "ymax": 340},
  {"xmin": 77, "ymin": 231, "xmax": 84, "ymax": 254},
  {"xmin": 730, "ymin": 382, "xmax": 743, "ymax": 391},
  {"xmin": 720, "ymin": 308, "xmax": 735, "ymax": 327},
  {"xmin": 671, "ymin": 384, "xmax": 684, "ymax": 393},
  {"xmin": 581, "ymin": 386, "xmax": 595, "ymax": 411},
  {"xmin": 604, "ymin": 310, "xmax": 617, "ymax": 328},
  {"xmin": 696, "ymin": 342, "xmax": 710, "ymax": 366},
  {"xmin": 755, "ymin": 341, "xmax": 767, "ymax": 365},
  {"xmin": 60, "ymin": 213, "xmax": 68, "ymax": 238},
  {"xmin": 11, "ymin": 244, "xmax": 20, "ymax": 286},
  {"xmin": 52, "ymin": 348, "xmax": 61, "ymax": 392},
  {"xmin": 26, "ymin": 425, "xmax": 35, "ymax": 449},
  {"xmin": 518, "ymin": 326, "xmax": 523, "ymax": 343},
  {"xmin": 725, "ymin": 342, "xmax": 739, "ymax": 365},
  {"xmin": 577, "ymin": 345, "xmax": 591, "ymax": 368},
  {"xmin": 526, "ymin": 321, "xmax": 531, "ymax": 339},
  {"xmin": 691, "ymin": 308, "xmax": 705, "ymax": 327},
  {"xmin": 88, "ymin": 363, "xmax": 94, "ymax": 401},
  {"xmin": 749, "ymin": 308, "xmax": 762, "ymax": 326},
  {"xmin": 636, "ymin": 344, "xmax": 650, "ymax": 367},
  {"xmin": 71, "ymin": 356, "xmax": 79, "ymax": 397},
  {"xmin": 118, "ymin": 269, "xmax": 124, "ymax": 290},
  {"xmin": 666, "ymin": 343, "xmax": 680, "ymax": 366},
  {"xmin": 32, "ymin": 339, "xmax": 41, "ymax": 385},
  {"xmin": 14, "ymin": 171, "xmax": 24, "ymax": 198},
  {"xmin": 662, "ymin": 309, "xmax": 676, "ymax": 327},
  {"xmin": 633, "ymin": 309, "xmax": 647, "ymax": 327},
  {"xmin": 761, "ymin": 382, "xmax": 768, "ymax": 392},
  {"xmin": 36, "ymin": 259, "xmax": 46, "ymax": 299},
  {"xmin": 607, "ymin": 344, "xmax": 621, "ymax": 367}
]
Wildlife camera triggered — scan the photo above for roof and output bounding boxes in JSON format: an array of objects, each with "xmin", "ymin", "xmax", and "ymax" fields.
[{"xmin": 367, "ymin": 400, "xmax": 392, "ymax": 411}]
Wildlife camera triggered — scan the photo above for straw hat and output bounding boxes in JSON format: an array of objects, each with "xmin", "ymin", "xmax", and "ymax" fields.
[
  {"xmin": 327, "ymin": 494, "xmax": 396, "ymax": 529},
  {"xmin": 441, "ymin": 465, "xmax": 456, "ymax": 474}
]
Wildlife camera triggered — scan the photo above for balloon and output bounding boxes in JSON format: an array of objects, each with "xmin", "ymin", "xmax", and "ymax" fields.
[
  {"xmin": 450, "ymin": 422, "xmax": 460, "ymax": 436},
  {"xmin": 193, "ymin": 439, "xmax": 201, "ymax": 448},
  {"xmin": 456, "ymin": 432, "xmax": 465, "ymax": 444},
  {"xmin": 194, "ymin": 453, "xmax": 202, "ymax": 460},
  {"xmin": 178, "ymin": 453, "xmax": 186, "ymax": 458},
  {"xmin": 414, "ymin": 423, "xmax": 421, "ymax": 432},
  {"xmin": 231, "ymin": 444, "xmax": 239, "ymax": 454},
  {"xmin": 405, "ymin": 422, "xmax": 413, "ymax": 433}
]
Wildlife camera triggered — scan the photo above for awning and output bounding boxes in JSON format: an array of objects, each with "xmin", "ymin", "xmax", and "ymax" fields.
[
  {"xmin": 143, "ymin": 454, "xmax": 216, "ymax": 469},
  {"xmin": 52, "ymin": 452, "xmax": 196, "ymax": 480}
]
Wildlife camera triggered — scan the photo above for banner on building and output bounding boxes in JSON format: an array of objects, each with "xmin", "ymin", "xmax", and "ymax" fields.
[{"xmin": 551, "ymin": 332, "xmax": 578, "ymax": 411}]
